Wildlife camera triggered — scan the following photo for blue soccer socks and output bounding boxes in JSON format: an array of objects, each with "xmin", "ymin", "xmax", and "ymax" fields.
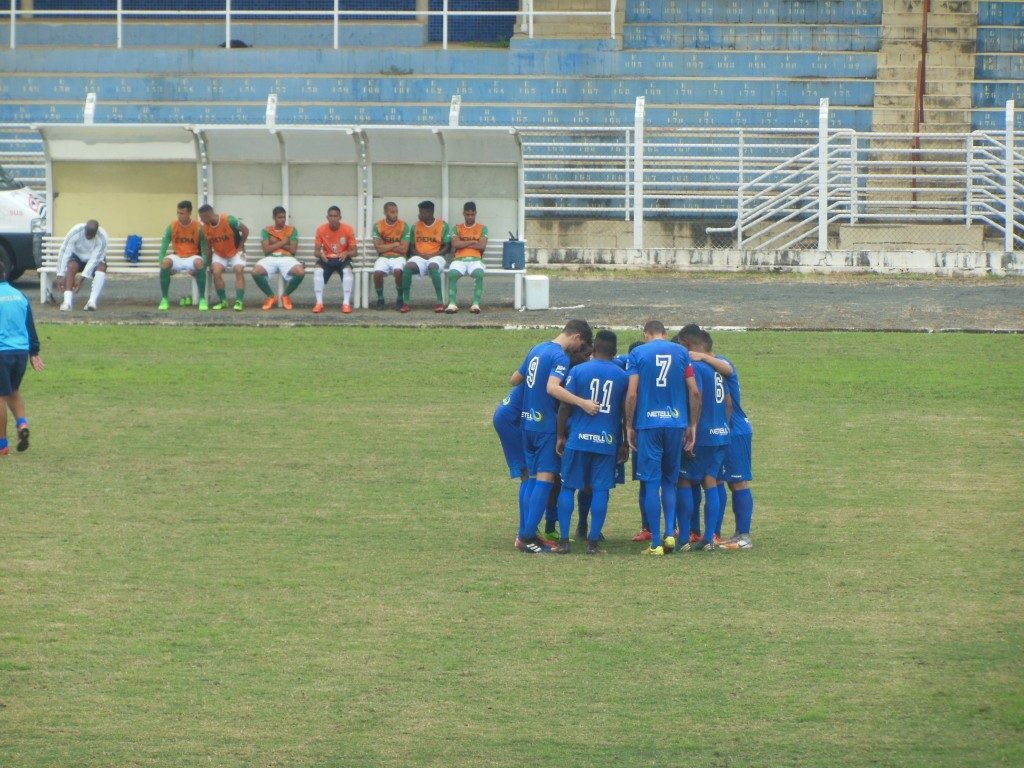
[{"xmin": 733, "ymin": 488, "xmax": 754, "ymax": 535}]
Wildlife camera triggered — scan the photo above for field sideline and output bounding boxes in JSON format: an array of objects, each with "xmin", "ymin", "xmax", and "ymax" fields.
[{"xmin": 1, "ymin": 325, "xmax": 1022, "ymax": 767}]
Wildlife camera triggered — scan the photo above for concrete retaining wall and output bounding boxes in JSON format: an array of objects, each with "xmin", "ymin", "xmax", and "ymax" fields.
[{"xmin": 530, "ymin": 247, "xmax": 1023, "ymax": 276}]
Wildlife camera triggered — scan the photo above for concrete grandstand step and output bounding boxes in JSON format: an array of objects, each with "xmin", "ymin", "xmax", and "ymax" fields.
[{"xmin": 0, "ymin": 20, "xmax": 429, "ymax": 48}]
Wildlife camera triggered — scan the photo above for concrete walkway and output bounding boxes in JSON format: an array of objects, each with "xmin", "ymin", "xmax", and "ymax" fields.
[{"xmin": 17, "ymin": 270, "xmax": 1024, "ymax": 332}]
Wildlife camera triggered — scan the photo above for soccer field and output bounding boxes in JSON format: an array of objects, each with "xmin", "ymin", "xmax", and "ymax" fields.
[{"xmin": 2, "ymin": 326, "xmax": 1022, "ymax": 767}]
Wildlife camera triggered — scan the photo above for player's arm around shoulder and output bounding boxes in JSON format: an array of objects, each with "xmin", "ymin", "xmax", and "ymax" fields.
[{"xmin": 690, "ymin": 350, "xmax": 734, "ymax": 378}]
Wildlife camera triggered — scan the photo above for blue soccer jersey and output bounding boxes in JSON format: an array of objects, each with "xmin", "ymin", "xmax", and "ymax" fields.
[
  {"xmin": 716, "ymin": 355, "xmax": 752, "ymax": 437},
  {"xmin": 692, "ymin": 360, "xmax": 730, "ymax": 447},
  {"xmin": 627, "ymin": 338, "xmax": 692, "ymax": 429},
  {"xmin": 563, "ymin": 359, "xmax": 630, "ymax": 456},
  {"xmin": 494, "ymin": 383, "xmax": 524, "ymax": 429},
  {"xmin": 517, "ymin": 340, "xmax": 570, "ymax": 434}
]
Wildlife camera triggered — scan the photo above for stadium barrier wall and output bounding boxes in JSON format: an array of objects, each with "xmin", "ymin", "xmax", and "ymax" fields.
[{"xmin": 531, "ymin": 247, "xmax": 1023, "ymax": 277}]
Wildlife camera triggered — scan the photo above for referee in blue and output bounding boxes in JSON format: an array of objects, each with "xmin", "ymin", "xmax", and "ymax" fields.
[{"xmin": 0, "ymin": 259, "xmax": 43, "ymax": 455}]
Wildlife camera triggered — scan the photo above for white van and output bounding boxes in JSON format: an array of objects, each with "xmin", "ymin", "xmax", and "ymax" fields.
[{"xmin": 0, "ymin": 165, "xmax": 46, "ymax": 281}]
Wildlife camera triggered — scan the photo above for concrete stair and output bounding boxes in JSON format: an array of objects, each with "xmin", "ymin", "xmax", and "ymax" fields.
[
  {"xmin": 873, "ymin": 0, "xmax": 978, "ymax": 133},
  {"xmin": 521, "ymin": 0, "xmax": 625, "ymax": 43}
]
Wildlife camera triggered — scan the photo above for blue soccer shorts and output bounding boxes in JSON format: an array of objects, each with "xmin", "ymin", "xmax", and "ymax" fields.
[
  {"xmin": 635, "ymin": 427, "xmax": 684, "ymax": 483},
  {"xmin": 0, "ymin": 352, "xmax": 28, "ymax": 397},
  {"xmin": 682, "ymin": 444, "xmax": 728, "ymax": 483},
  {"xmin": 719, "ymin": 434, "xmax": 753, "ymax": 483},
  {"xmin": 523, "ymin": 430, "xmax": 561, "ymax": 476},
  {"xmin": 561, "ymin": 447, "xmax": 617, "ymax": 492},
  {"xmin": 493, "ymin": 413, "xmax": 526, "ymax": 478}
]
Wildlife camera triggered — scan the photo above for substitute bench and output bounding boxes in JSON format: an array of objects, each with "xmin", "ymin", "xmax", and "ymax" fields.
[{"xmin": 39, "ymin": 235, "xmax": 527, "ymax": 310}]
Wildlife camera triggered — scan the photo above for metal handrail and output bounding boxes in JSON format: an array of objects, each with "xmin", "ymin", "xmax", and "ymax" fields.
[{"xmin": 6, "ymin": 2, "xmax": 618, "ymax": 50}]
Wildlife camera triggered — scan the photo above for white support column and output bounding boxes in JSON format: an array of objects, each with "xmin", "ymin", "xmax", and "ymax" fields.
[
  {"xmin": 633, "ymin": 96, "xmax": 645, "ymax": 250},
  {"xmin": 442, "ymin": 0, "xmax": 449, "ymax": 51},
  {"xmin": 275, "ymin": 130, "xmax": 288, "ymax": 214},
  {"xmin": 609, "ymin": 0, "xmax": 617, "ymax": 39},
  {"xmin": 83, "ymin": 92, "xmax": 96, "ymax": 124},
  {"xmin": 436, "ymin": 129, "xmax": 449, "ymax": 222},
  {"xmin": 333, "ymin": 0, "xmax": 339, "ymax": 50},
  {"xmin": 356, "ymin": 129, "xmax": 372, "ymax": 308},
  {"xmin": 265, "ymin": 93, "xmax": 277, "ymax": 127},
  {"xmin": 225, "ymin": 0, "xmax": 232, "ymax": 50},
  {"xmin": 116, "ymin": 0, "xmax": 123, "ymax": 49},
  {"xmin": 198, "ymin": 130, "xmax": 214, "ymax": 205},
  {"xmin": 190, "ymin": 129, "xmax": 205, "ymax": 209},
  {"xmin": 9, "ymin": 0, "xmax": 16, "ymax": 50},
  {"xmin": 513, "ymin": 129, "xmax": 525, "ymax": 242},
  {"xmin": 448, "ymin": 94, "xmax": 461, "ymax": 127},
  {"xmin": 1005, "ymin": 100, "xmax": 1015, "ymax": 252},
  {"xmin": 817, "ymin": 98, "xmax": 829, "ymax": 251}
]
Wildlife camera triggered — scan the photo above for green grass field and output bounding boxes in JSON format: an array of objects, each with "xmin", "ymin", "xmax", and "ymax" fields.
[{"xmin": 2, "ymin": 326, "xmax": 1022, "ymax": 767}]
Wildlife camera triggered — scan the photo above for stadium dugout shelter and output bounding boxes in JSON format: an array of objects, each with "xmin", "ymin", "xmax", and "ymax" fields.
[{"xmin": 33, "ymin": 123, "xmax": 526, "ymax": 308}]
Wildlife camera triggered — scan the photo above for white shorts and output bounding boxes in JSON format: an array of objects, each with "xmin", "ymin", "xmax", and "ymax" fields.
[
  {"xmin": 212, "ymin": 253, "xmax": 246, "ymax": 270},
  {"xmin": 448, "ymin": 258, "xmax": 485, "ymax": 277},
  {"xmin": 166, "ymin": 255, "xmax": 204, "ymax": 273},
  {"xmin": 256, "ymin": 255, "xmax": 302, "ymax": 277},
  {"xmin": 406, "ymin": 255, "xmax": 446, "ymax": 276},
  {"xmin": 373, "ymin": 256, "xmax": 406, "ymax": 274}
]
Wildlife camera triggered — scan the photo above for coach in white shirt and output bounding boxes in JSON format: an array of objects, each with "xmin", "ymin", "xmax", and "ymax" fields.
[{"xmin": 57, "ymin": 219, "xmax": 109, "ymax": 311}]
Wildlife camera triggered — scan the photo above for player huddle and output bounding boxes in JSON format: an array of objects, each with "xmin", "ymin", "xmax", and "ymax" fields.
[
  {"xmin": 54, "ymin": 199, "xmax": 491, "ymax": 315},
  {"xmin": 495, "ymin": 319, "xmax": 755, "ymax": 555}
]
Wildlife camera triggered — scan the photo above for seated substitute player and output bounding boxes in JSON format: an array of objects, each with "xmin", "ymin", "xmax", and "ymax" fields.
[
  {"xmin": 372, "ymin": 202, "xmax": 411, "ymax": 311},
  {"xmin": 554, "ymin": 330, "xmax": 630, "ymax": 555},
  {"xmin": 625, "ymin": 320, "xmax": 699, "ymax": 556},
  {"xmin": 313, "ymin": 205, "xmax": 357, "ymax": 314},
  {"xmin": 677, "ymin": 329, "xmax": 730, "ymax": 552},
  {"xmin": 400, "ymin": 200, "xmax": 450, "ymax": 313},
  {"xmin": 158, "ymin": 200, "xmax": 208, "ymax": 312},
  {"xmin": 444, "ymin": 201, "xmax": 487, "ymax": 314},
  {"xmin": 199, "ymin": 204, "xmax": 249, "ymax": 311},
  {"xmin": 0, "ymin": 259, "xmax": 44, "ymax": 455},
  {"xmin": 689, "ymin": 333, "xmax": 755, "ymax": 550},
  {"xmin": 509, "ymin": 319, "xmax": 597, "ymax": 554},
  {"xmin": 253, "ymin": 206, "xmax": 305, "ymax": 311},
  {"xmin": 56, "ymin": 219, "xmax": 108, "ymax": 312}
]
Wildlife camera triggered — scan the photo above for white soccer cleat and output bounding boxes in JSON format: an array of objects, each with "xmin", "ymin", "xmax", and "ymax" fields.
[
  {"xmin": 444, "ymin": 303, "xmax": 458, "ymax": 314},
  {"xmin": 84, "ymin": 301, "xmax": 97, "ymax": 311},
  {"xmin": 59, "ymin": 301, "xmax": 72, "ymax": 311},
  {"xmin": 470, "ymin": 303, "xmax": 481, "ymax": 314}
]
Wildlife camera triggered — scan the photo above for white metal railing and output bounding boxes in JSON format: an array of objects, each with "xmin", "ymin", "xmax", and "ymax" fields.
[
  {"xmin": 704, "ymin": 99, "xmax": 1023, "ymax": 252},
  {"xmin": 3, "ymin": 98, "xmax": 1021, "ymax": 252},
  {"xmin": 5, "ymin": 1, "xmax": 618, "ymax": 51}
]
